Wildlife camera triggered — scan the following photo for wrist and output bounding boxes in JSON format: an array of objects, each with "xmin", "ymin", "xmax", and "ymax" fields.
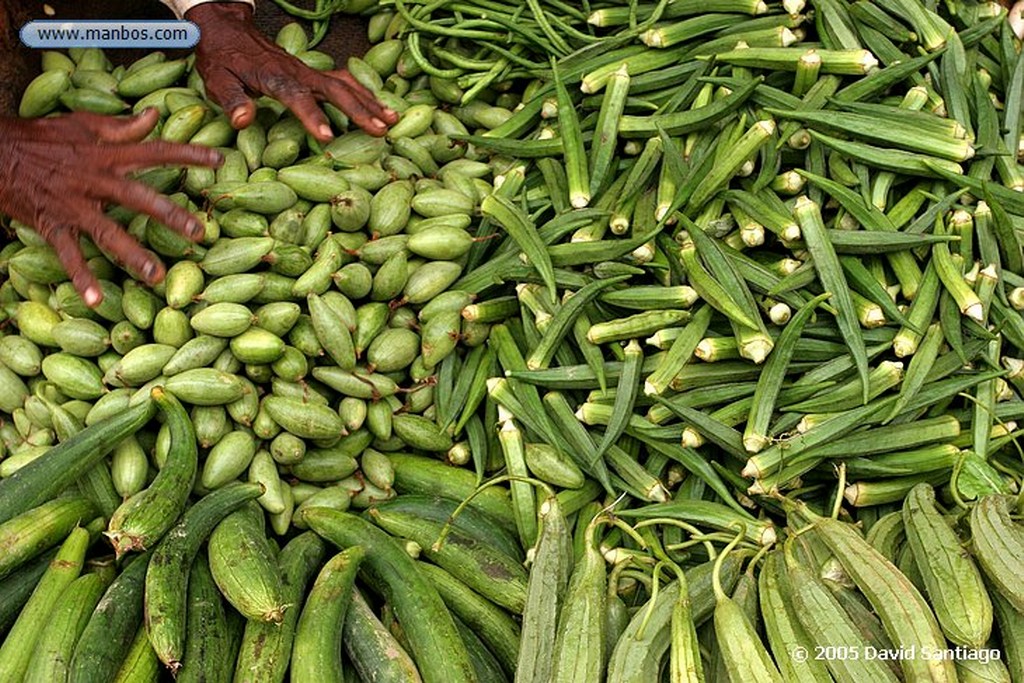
[
  {"xmin": 0, "ymin": 118, "xmax": 23, "ymax": 215},
  {"xmin": 185, "ymin": 1, "xmax": 254, "ymax": 28}
]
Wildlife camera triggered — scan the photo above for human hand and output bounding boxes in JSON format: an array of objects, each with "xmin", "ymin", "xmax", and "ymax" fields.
[
  {"xmin": 0, "ymin": 109, "xmax": 222, "ymax": 306},
  {"xmin": 187, "ymin": 2, "xmax": 398, "ymax": 141}
]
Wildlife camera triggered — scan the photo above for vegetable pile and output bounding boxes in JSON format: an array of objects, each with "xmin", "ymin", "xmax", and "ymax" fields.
[{"xmin": 3, "ymin": 0, "xmax": 1024, "ymax": 680}]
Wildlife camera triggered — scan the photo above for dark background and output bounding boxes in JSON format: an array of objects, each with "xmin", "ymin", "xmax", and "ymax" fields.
[{"xmin": 0, "ymin": 0, "xmax": 371, "ymax": 115}]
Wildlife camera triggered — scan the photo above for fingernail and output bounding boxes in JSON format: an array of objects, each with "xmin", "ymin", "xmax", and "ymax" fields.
[
  {"xmin": 318, "ymin": 124, "xmax": 333, "ymax": 139},
  {"xmin": 230, "ymin": 109, "xmax": 247, "ymax": 127},
  {"xmin": 141, "ymin": 261, "xmax": 158, "ymax": 281},
  {"xmin": 372, "ymin": 117, "xmax": 387, "ymax": 129},
  {"xmin": 188, "ymin": 221, "xmax": 204, "ymax": 239},
  {"xmin": 84, "ymin": 287, "xmax": 101, "ymax": 308}
]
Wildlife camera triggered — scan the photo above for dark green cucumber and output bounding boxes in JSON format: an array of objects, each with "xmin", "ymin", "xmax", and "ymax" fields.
[
  {"xmin": 291, "ymin": 546, "xmax": 365, "ymax": 682},
  {"xmin": 233, "ymin": 531, "xmax": 325, "ymax": 683},
  {"xmin": 112, "ymin": 625, "xmax": 160, "ymax": 683},
  {"xmin": 77, "ymin": 462, "xmax": 121, "ymax": 521},
  {"xmin": 454, "ymin": 613, "xmax": 509, "ymax": 683},
  {"xmin": 107, "ymin": 389, "xmax": 198, "ymax": 556},
  {"xmin": 303, "ymin": 508, "xmax": 476, "ymax": 683},
  {"xmin": 370, "ymin": 495, "xmax": 524, "ymax": 562},
  {"xmin": 208, "ymin": 503, "xmax": 286, "ymax": 623},
  {"xmin": 177, "ymin": 552, "xmax": 234, "ymax": 683},
  {"xmin": 417, "ymin": 561, "xmax": 521, "ymax": 677},
  {"xmin": 388, "ymin": 453, "xmax": 517, "ymax": 534},
  {"xmin": 0, "ymin": 551, "xmax": 55, "ymax": 636},
  {"xmin": 69, "ymin": 552, "xmax": 152, "ymax": 683},
  {"xmin": 144, "ymin": 481, "xmax": 263, "ymax": 672},
  {"xmin": 342, "ymin": 588, "xmax": 422, "ymax": 683},
  {"xmin": 366, "ymin": 506, "xmax": 528, "ymax": 614}
]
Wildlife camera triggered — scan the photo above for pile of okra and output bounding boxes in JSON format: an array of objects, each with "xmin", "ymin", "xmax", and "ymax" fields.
[{"xmin": 2, "ymin": 0, "xmax": 1024, "ymax": 680}]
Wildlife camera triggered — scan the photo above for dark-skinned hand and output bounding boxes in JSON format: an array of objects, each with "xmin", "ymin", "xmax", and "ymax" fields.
[
  {"xmin": 187, "ymin": 2, "xmax": 399, "ymax": 141},
  {"xmin": 0, "ymin": 109, "xmax": 223, "ymax": 307},
  {"xmin": 2, "ymin": 2, "xmax": 396, "ymax": 308}
]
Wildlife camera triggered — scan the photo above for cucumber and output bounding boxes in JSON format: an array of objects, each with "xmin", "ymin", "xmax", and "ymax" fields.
[
  {"xmin": 107, "ymin": 388, "xmax": 198, "ymax": 557},
  {"xmin": 388, "ymin": 453, "xmax": 517, "ymax": 534},
  {"xmin": 417, "ymin": 561, "xmax": 521, "ymax": 677},
  {"xmin": 69, "ymin": 552, "xmax": 152, "ymax": 683},
  {"xmin": 144, "ymin": 482, "xmax": 263, "ymax": 672},
  {"xmin": 366, "ymin": 506, "xmax": 528, "ymax": 613},
  {"xmin": 343, "ymin": 588, "xmax": 422, "ymax": 683},
  {"xmin": 0, "ymin": 497, "xmax": 97, "ymax": 581},
  {"xmin": 453, "ymin": 613, "xmax": 509, "ymax": 683},
  {"xmin": 0, "ymin": 400, "xmax": 155, "ymax": 526},
  {"xmin": 112, "ymin": 625, "xmax": 160, "ymax": 683},
  {"xmin": 0, "ymin": 551, "xmax": 55, "ymax": 635},
  {"xmin": 303, "ymin": 508, "xmax": 476, "ymax": 683},
  {"xmin": 0, "ymin": 526, "xmax": 90, "ymax": 682},
  {"xmin": 208, "ymin": 503, "xmax": 286, "ymax": 623},
  {"xmin": 233, "ymin": 531, "xmax": 325, "ymax": 682},
  {"xmin": 291, "ymin": 546, "xmax": 365, "ymax": 682},
  {"xmin": 372, "ymin": 495, "xmax": 523, "ymax": 561},
  {"xmin": 177, "ymin": 553, "xmax": 234, "ymax": 683},
  {"xmin": 22, "ymin": 573, "xmax": 106, "ymax": 683}
]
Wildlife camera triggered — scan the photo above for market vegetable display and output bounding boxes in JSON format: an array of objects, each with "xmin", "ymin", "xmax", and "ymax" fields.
[{"xmin": 3, "ymin": 0, "xmax": 1024, "ymax": 680}]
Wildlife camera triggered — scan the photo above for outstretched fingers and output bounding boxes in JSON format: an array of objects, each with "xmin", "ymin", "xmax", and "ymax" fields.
[
  {"xmin": 73, "ymin": 208, "xmax": 167, "ymax": 286},
  {"xmin": 73, "ymin": 108, "xmax": 162, "ymax": 143},
  {"xmin": 90, "ymin": 175, "xmax": 204, "ymax": 243},
  {"xmin": 107, "ymin": 140, "xmax": 224, "ymax": 174},
  {"xmin": 318, "ymin": 70, "xmax": 397, "ymax": 136}
]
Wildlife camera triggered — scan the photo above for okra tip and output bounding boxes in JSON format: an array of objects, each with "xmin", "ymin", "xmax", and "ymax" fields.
[
  {"xmin": 741, "ymin": 459, "xmax": 762, "ymax": 479},
  {"xmin": 681, "ymin": 427, "xmax": 703, "ymax": 449},
  {"xmin": 793, "ymin": 195, "xmax": 818, "ymax": 213},
  {"xmin": 743, "ymin": 434, "xmax": 769, "ymax": 454},
  {"xmin": 964, "ymin": 301, "xmax": 984, "ymax": 323},
  {"xmin": 842, "ymin": 483, "xmax": 863, "ymax": 506},
  {"xmin": 746, "ymin": 479, "xmax": 769, "ymax": 496},
  {"xmin": 740, "ymin": 337, "xmax": 773, "ymax": 364},
  {"xmin": 1003, "ymin": 357, "xmax": 1024, "ymax": 378},
  {"xmin": 498, "ymin": 406, "xmax": 516, "ymax": 426}
]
